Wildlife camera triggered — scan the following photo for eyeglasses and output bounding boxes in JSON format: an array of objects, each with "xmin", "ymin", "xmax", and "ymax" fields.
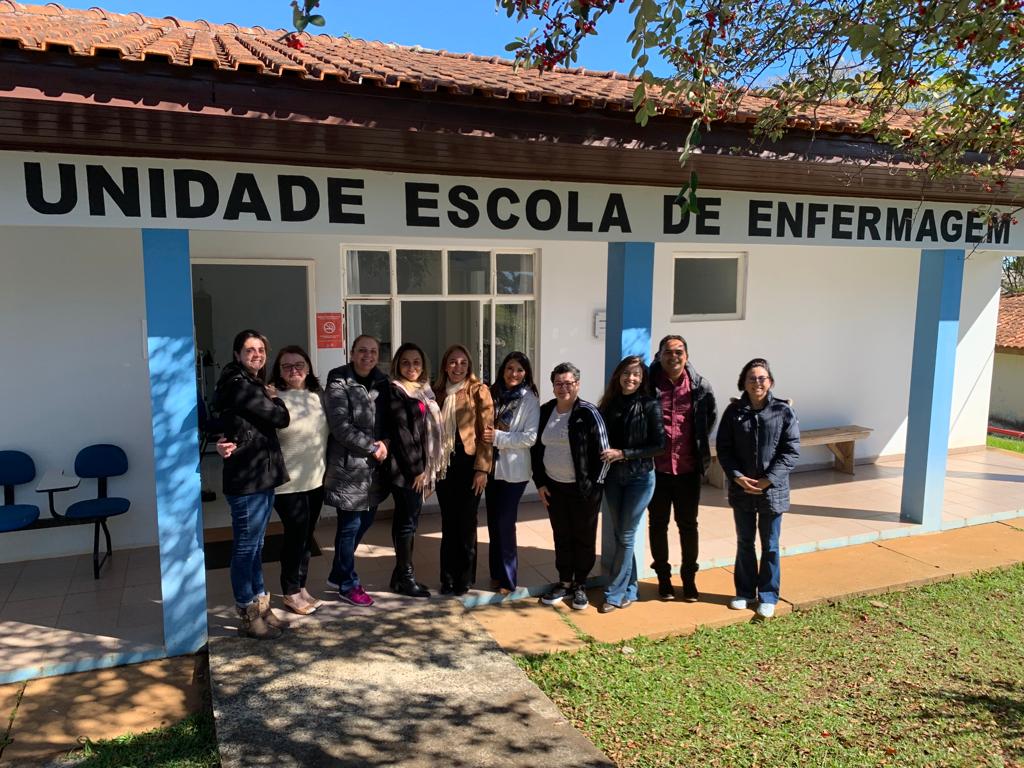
[
  {"xmin": 746, "ymin": 376, "xmax": 770, "ymax": 385},
  {"xmin": 553, "ymin": 381, "xmax": 578, "ymax": 390},
  {"xmin": 281, "ymin": 363, "xmax": 307, "ymax": 373}
]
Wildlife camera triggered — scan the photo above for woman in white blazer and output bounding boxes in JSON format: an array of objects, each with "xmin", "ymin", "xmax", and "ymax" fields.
[{"xmin": 483, "ymin": 351, "xmax": 541, "ymax": 594}]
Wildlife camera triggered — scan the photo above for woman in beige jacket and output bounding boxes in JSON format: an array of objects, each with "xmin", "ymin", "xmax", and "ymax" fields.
[{"xmin": 434, "ymin": 344, "xmax": 494, "ymax": 596}]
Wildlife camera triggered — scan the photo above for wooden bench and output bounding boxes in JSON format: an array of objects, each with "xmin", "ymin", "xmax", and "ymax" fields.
[{"xmin": 707, "ymin": 425, "xmax": 873, "ymax": 489}]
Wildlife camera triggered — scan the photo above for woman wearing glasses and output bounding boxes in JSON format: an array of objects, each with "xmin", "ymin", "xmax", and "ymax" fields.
[
  {"xmin": 219, "ymin": 345, "xmax": 329, "ymax": 617},
  {"xmin": 715, "ymin": 358, "xmax": 800, "ymax": 619},
  {"xmin": 531, "ymin": 363, "xmax": 610, "ymax": 612}
]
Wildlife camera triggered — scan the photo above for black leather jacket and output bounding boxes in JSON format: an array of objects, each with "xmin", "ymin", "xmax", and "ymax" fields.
[
  {"xmin": 211, "ymin": 362, "xmax": 290, "ymax": 496},
  {"xmin": 600, "ymin": 393, "xmax": 666, "ymax": 480},
  {"xmin": 531, "ymin": 398, "xmax": 610, "ymax": 499}
]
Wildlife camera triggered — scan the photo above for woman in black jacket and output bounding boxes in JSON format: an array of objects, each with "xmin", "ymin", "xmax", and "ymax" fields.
[
  {"xmin": 387, "ymin": 342, "xmax": 443, "ymax": 598},
  {"xmin": 212, "ymin": 329, "xmax": 290, "ymax": 639},
  {"xmin": 597, "ymin": 356, "xmax": 665, "ymax": 612},
  {"xmin": 716, "ymin": 358, "xmax": 800, "ymax": 619}
]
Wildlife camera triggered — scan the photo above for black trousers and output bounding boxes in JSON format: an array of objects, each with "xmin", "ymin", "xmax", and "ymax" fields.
[
  {"xmin": 546, "ymin": 480, "xmax": 602, "ymax": 585},
  {"xmin": 485, "ymin": 479, "xmax": 526, "ymax": 590},
  {"xmin": 391, "ymin": 484, "xmax": 423, "ymax": 541},
  {"xmin": 273, "ymin": 486, "xmax": 324, "ymax": 595},
  {"xmin": 436, "ymin": 449, "xmax": 482, "ymax": 589},
  {"xmin": 648, "ymin": 471, "xmax": 702, "ymax": 577}
]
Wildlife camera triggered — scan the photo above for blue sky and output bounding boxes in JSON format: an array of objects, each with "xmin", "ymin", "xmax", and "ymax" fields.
[{"xmin": 95, "ymin": 0, "xmax": 668, "ymax": 75}]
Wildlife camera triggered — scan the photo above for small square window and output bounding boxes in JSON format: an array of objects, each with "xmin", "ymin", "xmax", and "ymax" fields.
[
  {"xmin": 449, "ymin": 251, "xmax": 490, "ymax": 294},
  {"xmin": 397, "ymin": 249, "xmax": 442, "ymax": 294},
  {"xmin": 496, "ymin": 253, "xmax": 534, "ymax": 295},
  {"xmin": 672, "ymin": 253, "xmax": 745, "ymax": 320},
  {"xmin": 346, "ymin": 250, "xmax": 389, "ymax": 295}
]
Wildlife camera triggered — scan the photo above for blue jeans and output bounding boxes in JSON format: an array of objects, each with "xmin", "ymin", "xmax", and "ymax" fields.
[
  {"xmin": 226, "ymin": 490, "xmax": 274, "ymax": 607},
  {"xmin": 329, "ymin": 506, "xmax": 377, "ymax": 592},
  {"xmin": 485, "ymin": 479, "xmax": 527, "ymax": 591},
  {"xmin": 603, "ymin": 468, "xmax": 656, "ymax": 606},
  {"xmin": 732, "ymin": 499, "xmax": 783, "ymax": 604}
]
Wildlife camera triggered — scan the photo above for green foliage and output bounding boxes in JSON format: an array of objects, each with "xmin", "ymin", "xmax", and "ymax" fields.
[
  {"xmin": 988, "ymin": 434, "xmax": 1024, "ymax": 453},
  {"xmin": 520, "ymin": 566, "xmax": 1024, "ymax": 767},
  {"xmin": 499, "ymin": 0, "xmax": 1024, "ymax": 203},
  {"xmin": 1003, "ymin": 256, "xmax": 1024, "ymax": 293}
]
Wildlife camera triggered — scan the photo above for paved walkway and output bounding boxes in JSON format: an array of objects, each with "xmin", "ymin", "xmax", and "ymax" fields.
[{"xmin": 5, "ymin": 518, "xmax": 1024, "ymax": 766}]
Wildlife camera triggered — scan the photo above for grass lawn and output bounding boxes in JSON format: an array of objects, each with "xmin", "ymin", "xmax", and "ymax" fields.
[
  {"xmin": 64, "ymin": 711, "xmax": 219, "ymax": 768},
  {"xmin": 988, "ymin": 434, "xmax": 1024, "ymax": 454},
  {"xmin": 520, "ymin": 566, "xmax": 1024, "ymax": 768}
]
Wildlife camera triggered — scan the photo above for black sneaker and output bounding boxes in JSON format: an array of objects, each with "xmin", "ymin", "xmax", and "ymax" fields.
[
  {"xmin": 541, "ymin": 583, "xmax": 569, "ymax": 606},
  {"xmin": 682, "ymin": 575, "xmax": 699, "ymax": 603},
  {"xmin": 570, "ymin": 585, "xmax": 589, "ymax": 611},
  {"xmin": 658, "ymin": 574, "xmax": 677, "ymax": 600}
]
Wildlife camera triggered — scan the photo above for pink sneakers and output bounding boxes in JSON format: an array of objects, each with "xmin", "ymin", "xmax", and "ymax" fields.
[{"xmin": 339, "ymin": 585, "xmax": 374, "ymax": 607}]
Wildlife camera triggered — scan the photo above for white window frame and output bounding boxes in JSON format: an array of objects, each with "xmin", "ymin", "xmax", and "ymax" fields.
[
  {"xmin": 671, "ymin": 250, "xmax": 748, "ymax": 322},
  {"xmin": 341, "ymin": 246, "xmax": 538, "ymax": 379}
]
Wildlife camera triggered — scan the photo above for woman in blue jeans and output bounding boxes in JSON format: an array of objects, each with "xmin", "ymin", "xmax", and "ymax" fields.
[
  {"xmin": 212, "ymin": 329, "xmax": 291, "ymax": 639},
  {"xmin": 597, "ymin": 355, "xmax": 666, "ymax": 612},
  {"xmin": 716, "ymin": 358, "xmax": 800, "ymax": 619}
]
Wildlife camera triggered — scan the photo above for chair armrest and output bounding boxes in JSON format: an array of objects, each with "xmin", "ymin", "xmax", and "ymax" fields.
[{"xmin": 35, "ymin": 470, "xmax": 81, "ymax": 518}]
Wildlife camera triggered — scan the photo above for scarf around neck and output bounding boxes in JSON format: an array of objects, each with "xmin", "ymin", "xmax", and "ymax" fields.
[
  {"xmin": 394, "ymin": 378, "xmax": 445, "ymax": 491},
  {"xmin": 492, "ymin": 382, "xmax": 528, "ymax": 432},
  {"xmin": 438, "ymin": 379, "xmax": 467, "ymax": 477}
]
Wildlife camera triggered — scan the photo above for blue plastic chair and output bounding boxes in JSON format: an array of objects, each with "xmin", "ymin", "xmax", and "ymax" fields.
[
  {"xmin": 0, "ymin": 451, "xmax": 41, "ymax": 532},
  {"xmin": 65, "ymin": 444, "xmax": 131, "ymax": 578}
]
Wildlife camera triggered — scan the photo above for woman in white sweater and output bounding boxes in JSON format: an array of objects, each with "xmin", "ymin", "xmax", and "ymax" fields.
[
  {"xmin": 268, "ymin": 345, "xmax": 329, "ymax": 614},
  {"xmin": 483, "ymin": 351, "xmax": 540, "ymax": 594}
]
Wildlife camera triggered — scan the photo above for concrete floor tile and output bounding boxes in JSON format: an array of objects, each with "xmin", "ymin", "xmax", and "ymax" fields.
[
  {"xmin": 0, "ymin": 595, "xmax": 65, "ymax": 624},
  {"xmin": 878, "ymin": 523, "xmax": 1024, "ymax": 575},
  {"xmin": 4, "ymin": 657, "xmax": 203, "ymax": 765},
  {"xmin": 59, "ymin": 588, "xmax": 123, "ymax": 617},
  {"xmin": 778, "ymin": 543, "xmax": 950, "ymax": 608},
  {"xmin": 55, "ymin": 607, "xmax": 121, "ymax": 636},
  {"xmin": 470, "ymin": 600, "xmax": 583, "ymax": 656}
]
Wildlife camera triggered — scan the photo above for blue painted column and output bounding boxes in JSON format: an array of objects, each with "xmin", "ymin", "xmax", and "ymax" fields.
[
  {"xmin": 601, "ymin": 242, "xmax": 656, "ymax": 577},
  {"xmin": 900, "ymin": 249, "xmax": 965, "ymax": 529},
  {"xmin": 142, "ymin": 229, "xmax": 207, "ymax": 655}
]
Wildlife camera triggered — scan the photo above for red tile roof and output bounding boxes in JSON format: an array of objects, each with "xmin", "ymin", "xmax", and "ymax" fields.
[
  {"xmin": 0, "ymin": 1, "xmax": 917, "ymax": 135},
  {"xmin": 997, "ymin": 294, "xmax": 1024, "ymax": 351}
]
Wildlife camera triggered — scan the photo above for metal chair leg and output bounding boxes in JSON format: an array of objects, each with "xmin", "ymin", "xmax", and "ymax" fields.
[{"xmin": 92, "ymin": 519, "xmax": 113, "ymax": 579}]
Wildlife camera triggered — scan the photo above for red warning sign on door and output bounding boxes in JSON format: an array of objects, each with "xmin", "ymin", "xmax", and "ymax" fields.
[{"xmin": 316, "ymin": 312, "xmax": 343, "ymax": 349}]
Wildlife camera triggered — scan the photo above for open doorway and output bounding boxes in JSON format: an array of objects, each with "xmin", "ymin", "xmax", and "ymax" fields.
[{"xmin": 191, "ymin": 260, "xmax": 314, "ymax": 539}]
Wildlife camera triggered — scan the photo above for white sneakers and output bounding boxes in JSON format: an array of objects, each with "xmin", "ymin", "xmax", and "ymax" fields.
[{"xmin": 729, "ymin": 597, "xmax": 777, "ymax": 618}]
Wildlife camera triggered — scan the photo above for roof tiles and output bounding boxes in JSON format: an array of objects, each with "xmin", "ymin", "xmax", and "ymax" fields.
[
  {"xmin": 0, "ymin": 1, "xmax": 916, "ymax": 133},
  {"xmin": 997, "ymin": 294, "xmax": 1024, "ymax": 351}
]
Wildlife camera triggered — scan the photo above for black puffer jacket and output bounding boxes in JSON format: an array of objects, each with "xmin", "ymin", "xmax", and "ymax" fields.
[
  {"xmin": 323, "ymin": 364, "xmax": 391, "ymax": 511},
  {"xmin": 600, "ymin": 393, "xmax": 666, "ymax": 481},
  {"xmin": 531, "ymin": 398, "xmax": 610, "ymax": 499},
  {"xmin": 388, "ymin": 383, "xmax": 426, "ymax": 487},
  {"xmin": 716, "ymin": 392, "xmax": 800, "ymax": 512},
  {"xmin": 211, "ymin": 361, "xmax": 290, "ymax": 496}
]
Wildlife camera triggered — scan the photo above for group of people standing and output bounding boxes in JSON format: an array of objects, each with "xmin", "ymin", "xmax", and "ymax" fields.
[{"xmin": 210, "ymin": 327, "xmax": 800, "ymax": 639}]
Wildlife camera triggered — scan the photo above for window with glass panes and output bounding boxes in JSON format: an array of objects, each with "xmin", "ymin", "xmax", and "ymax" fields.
[{"xmin": 344, "ymin": 248, "xmax": 537, "ymax": 382}]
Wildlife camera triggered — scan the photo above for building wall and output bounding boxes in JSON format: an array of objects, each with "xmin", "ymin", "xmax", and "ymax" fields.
[
  {"xmin": 0, "ymin": 227, "xmax": 158, "ymax": 562},
  {"xmin": 991, "ymin": 351, "xmax": 1024, "ymax": 427}
]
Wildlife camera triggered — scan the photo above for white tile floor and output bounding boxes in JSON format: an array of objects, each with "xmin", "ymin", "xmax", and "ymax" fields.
[{"xmin": 4, "ymin": 447, "xmax": 1024, "ymax": 678}]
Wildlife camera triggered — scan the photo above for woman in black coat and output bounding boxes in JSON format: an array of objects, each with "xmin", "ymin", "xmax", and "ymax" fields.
[
  {"xmin": 212, "ymin": 329, "xmax": 290, "ymax": 639},
  {"xmin": 716, "ymin": 357, "xmax": 800, "ymax": 619},
  {"xmin": 597, "ymin": 355, "xmax": 665, "ymax": 612}
]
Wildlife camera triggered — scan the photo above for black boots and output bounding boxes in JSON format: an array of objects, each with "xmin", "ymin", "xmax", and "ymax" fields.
[
  {"xmin": 657, "ymin": 572, "xmax": 677, "ymax": 600},
  {"xmin": 391, "ymin": 534, "xmax": 431, "ymax": 598},
  {"xmin": 682, "ymin": 572, "xmax": 699, "ymax": 603}
]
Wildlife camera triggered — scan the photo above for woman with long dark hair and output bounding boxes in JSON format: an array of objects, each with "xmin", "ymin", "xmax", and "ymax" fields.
[
  {"xmin": 716, "ymin": 358, "xmax": 800, "ymax": 619},
  {"xmin": 597, "ymin": 355, "xmax": 665, "ymax": 612},
  {"xmin": 387, "ymin": 342, "xmax": 444, "ymax": 598},
  {"xmin": 484, "ymin": 351, "xmax": 540, "ymax": 594},
  {"xmin": 212, "ymin": 329, "xmax": 290, "ymax": 639},
  {"xmin": 434, "ymin": 344, "xmax": 494, "ymax": 596}
]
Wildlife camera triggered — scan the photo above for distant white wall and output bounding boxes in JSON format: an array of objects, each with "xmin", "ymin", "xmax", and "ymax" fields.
[
  {"xmin": 0, "ymin": 227, "xmax": 158, "ymax": 562},
  {"xmin": 991, "ymin": 351, "xmax": 1024, "ymax": 427}
]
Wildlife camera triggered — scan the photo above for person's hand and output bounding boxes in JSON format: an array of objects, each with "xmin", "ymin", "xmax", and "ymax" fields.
[
  {"xmin": 472, "ymin": 470, "xmax": 488, "ymax": 496},
  {"xmin": 373, "ymin": 441, "xmax": 388, "ymax": 462},
  {"xmin": 264, "ymin": 384, "xmax": 278, "ymax": 399},
  {"xmin": 482, "ymin": 425, "xmax": 495, "ymax": 443},
  {"xmin": 600, "ymin": 448, "xmax": 624, "ymax": 463},
  {"xmin": 537, "ymin": 486, "xmax": 551, "ymax": 508},
  {"xmin": 734, "ymin": 475, "xmax": 762, "ymax": 494},
  {"xmin": 412, "ymin": 472, "xmax": 428, "ymax": 493},
  {"xmin": 755, "ymin": 478, "xmax": 771, "ymax": 491},
  {"xmin": 216, "ymin": 438, "xmax": 237, "ymax": 459}
]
